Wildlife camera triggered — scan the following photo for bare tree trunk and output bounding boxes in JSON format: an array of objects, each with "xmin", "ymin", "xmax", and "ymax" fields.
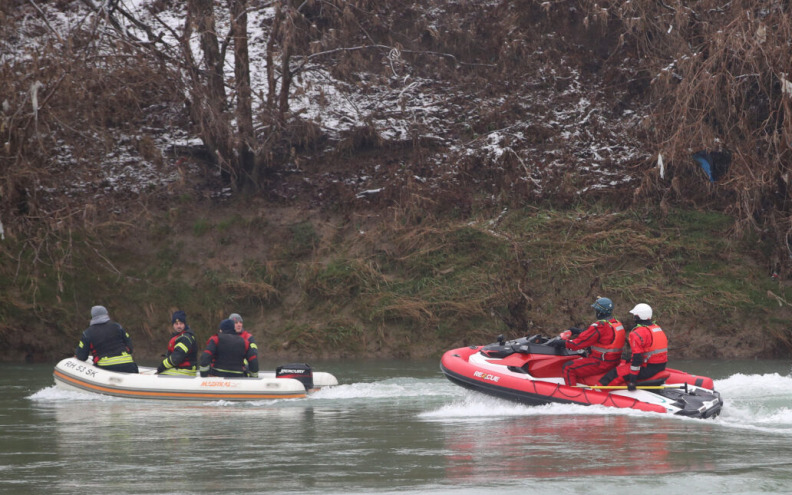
[
  {"xmin": 185, "ymin": 0, "xmax": 233, "ymax": 182},
  {"xmin": 278, "ymin": 4, "xmax": 293, "ymax": 125},
  {"xmin": 265, "ymin": 1, "xmax": 282, "ymax": 112},
  {"xmin": 265, "ymin": 0, "xmax": 293, "ymax": 127},
  {"xmin": 230, "ymin": 0, "xmax": 255, "ymax": 187}
]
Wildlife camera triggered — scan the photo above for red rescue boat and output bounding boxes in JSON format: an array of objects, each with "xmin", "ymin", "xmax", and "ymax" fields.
[{"xmin": 440, "ymin": 334, "xmax": 722, "ymax": 419}]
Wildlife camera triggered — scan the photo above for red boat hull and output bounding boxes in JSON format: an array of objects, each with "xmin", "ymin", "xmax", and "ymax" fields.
[{"xmin": 440, "ymin": 345, "xmax": 720, "ymax": 417}]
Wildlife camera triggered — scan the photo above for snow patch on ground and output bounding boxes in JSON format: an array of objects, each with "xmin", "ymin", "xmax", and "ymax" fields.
[{"xmin": 3, "ymin": 0, "xmax": 648, "ymax": 204}]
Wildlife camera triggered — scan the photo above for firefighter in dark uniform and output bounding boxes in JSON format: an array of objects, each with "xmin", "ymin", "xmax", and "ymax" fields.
[
  {"xmin": 156, "ymin": 310, "xmax": 198, "ymax": 376},
  {"xmin": 199, "ymin": 319, "xmax": 259, "ymax": 378},
  {"xmin": 75, "ymin": 305, "xmax": 139, "ymax": 373}
]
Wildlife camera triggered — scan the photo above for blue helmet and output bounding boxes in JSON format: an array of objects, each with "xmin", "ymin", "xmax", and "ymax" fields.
[{"xmin": 591, "ymin": 297, "xmax": 614, "ymax": 318}]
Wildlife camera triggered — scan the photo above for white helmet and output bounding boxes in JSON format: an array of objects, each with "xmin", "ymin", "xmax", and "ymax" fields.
[{"xmin": 629, "ymin": 303, "xmax": 653, "ymax": 320}]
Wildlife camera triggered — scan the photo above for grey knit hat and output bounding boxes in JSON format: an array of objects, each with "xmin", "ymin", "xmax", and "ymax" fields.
[
  {"xmin": 90, "ymin": 305, "xmax": 110, "ymax": 325},
  {"xmin": 229, "ymin": 313, "xmax": 243, "ymax": 323}
]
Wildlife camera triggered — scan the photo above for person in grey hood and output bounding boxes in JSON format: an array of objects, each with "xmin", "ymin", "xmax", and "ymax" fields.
[{"xmin": 75, "ymin": 305, "xmax": 139, "ymax": 373}]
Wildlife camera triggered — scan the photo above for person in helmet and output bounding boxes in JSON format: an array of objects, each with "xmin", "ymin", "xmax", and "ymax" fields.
[
  {"xmin": 551, "ymin": 297, "xmax": 625, "ymax": 386},
  {"xmin": 199, "ymin": 319, "xmax": 259, "ymax": 378},
  {"xmin": 598, "ymin": 303, "xmax": 668, "ymax": 391},
  {"xmin": 75, "ymin": 305, "xmax": 139, "ymax": 373},
  {"xmin": 156, "ymin": 310, "xmax": 198, "ymax": 376}
]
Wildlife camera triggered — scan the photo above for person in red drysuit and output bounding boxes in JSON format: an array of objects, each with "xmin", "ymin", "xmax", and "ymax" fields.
[
  {"xmin": 551, "ymin": 297, "xmax": 625, "ymax": 386},
  {"xmin": 598, "ymin": 303, "xmax": 668, "ymax": 391}
]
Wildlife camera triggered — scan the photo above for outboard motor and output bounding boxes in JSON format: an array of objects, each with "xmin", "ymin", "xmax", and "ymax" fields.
[{"xmin": 276, "ymin": 363, "xmax": 314, "ymax": 390}]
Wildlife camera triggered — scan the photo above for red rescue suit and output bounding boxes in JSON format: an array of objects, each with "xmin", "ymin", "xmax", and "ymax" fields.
[
  {"xmin": 604, "ymin": 323, "xmax": 668, "ymax": 386},
  {"xmin": 562, "ymin": 318, "xmax": 625, "ymax": 386}
]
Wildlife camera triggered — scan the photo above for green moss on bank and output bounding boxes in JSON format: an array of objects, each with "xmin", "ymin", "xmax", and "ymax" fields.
[{"xmin": 1, "ymin": 203, "xmax": 791, "ymax": 362}]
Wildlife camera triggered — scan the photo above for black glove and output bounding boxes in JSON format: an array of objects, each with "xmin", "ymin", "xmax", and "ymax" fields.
[
  {"xmin": 156, "ymin": 363, "xmax": 166, "ymax": 374},
  {"xmin": 568, "ymin": 327, "xmax": 584, "ymax": 336},
  {"xmin": 551, "ymin": 339, "xmax": 567, "ymax": 349},
  {"xmin": 627, "ymin": 376, "xmax": 637, "ymax": 391},
  {"xmin": 200, "ymin": 371, "xmax": 209, "ymax": 378}
]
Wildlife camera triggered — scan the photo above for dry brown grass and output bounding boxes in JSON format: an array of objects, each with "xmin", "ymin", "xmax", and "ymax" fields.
[
  {"xmin": 222, "ymin": 279, "xmax": 281, "ymax": 303},
  {"xmin": 573, "ymin": 0, "xmax": 792, "ymax": 270},
  {"xmin": 4, "ymin": 1, "xmax": 792, "ymax": 360}
]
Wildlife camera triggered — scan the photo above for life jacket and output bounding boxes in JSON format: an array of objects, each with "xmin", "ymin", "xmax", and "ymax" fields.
[
  {"xmin": 240, "ymin": 331, "xmax": 257, "ymax": 348},
  {"xmin": 165, "ymin": 330, "xmax": 197, "ymax": 373},
  {"xmin": 637, "ymin": 323, "xmax": 668, "ymax": 364},
  {"xmin": 80, "ymin": 322, "xmax": 135, "ymax": 366},
  {"xmin": 589, "ymin": 318, "xmax": 626, "ymax": 361},
  {"xmin": 238, "ymin": 331, "xmax": 257, "ymax": 368},
  {"xmin": 211, "ymin": 332, "xmax": 252, "ymax": 375}
]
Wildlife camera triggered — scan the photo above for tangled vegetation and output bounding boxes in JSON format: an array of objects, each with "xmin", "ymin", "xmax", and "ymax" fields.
[{"xmin": 1, "ymin": 1, "xmax": 792, "ymax": 361}]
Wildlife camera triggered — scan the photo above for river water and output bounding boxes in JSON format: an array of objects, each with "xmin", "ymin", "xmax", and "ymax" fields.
[{"xmin": 1, "ymin": 358, "xmax": 791, "ymax": 494}]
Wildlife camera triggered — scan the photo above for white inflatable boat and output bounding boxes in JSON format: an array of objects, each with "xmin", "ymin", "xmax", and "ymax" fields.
[{"xmin": 53, "ymin": 357, "xmax": 338, "ymax": 401}]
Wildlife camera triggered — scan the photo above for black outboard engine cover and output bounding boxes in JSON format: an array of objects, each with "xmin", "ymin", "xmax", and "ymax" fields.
[{"xmin": 276, "ymin": 363, "xmax": 314, "ymax": 390}]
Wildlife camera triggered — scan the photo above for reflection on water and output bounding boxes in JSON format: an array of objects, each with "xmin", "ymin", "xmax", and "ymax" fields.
[
  {"xmin": 36, "ymin": 395, "xmax": 342, "ymax": 494},
  {"xmin": 1, "ymin": 359, "xmax": 792, "ymax": 494},
  {"xmin": 437, "ymin": 413, "xmax": 719, "ymax": 481}
]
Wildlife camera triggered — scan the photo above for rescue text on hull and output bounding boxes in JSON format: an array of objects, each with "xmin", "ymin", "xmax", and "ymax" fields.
[
  {"xmin": 440, "ymin": 335, "xmax": 722, "ymax": 419},
  {"xmin": 53, "ymin": 357, "xmax": 338, "ymax": 401}
]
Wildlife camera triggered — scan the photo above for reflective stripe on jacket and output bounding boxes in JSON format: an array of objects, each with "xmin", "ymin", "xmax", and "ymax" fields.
[
  {"xmin": 97, "ymin": 352, "xmax": 134, "ymax": 366},
  {"xmin": 199, "ymin": 331, "xmax": 259, "ymax": 376},
  {"xmin": 161, "ymin": 329, "xmax": 197, "ymax": 375},
  {"xmin": 643, "ymin": 324, "xmax": 668, "ymax": 364},
  {"xmin": 75, "ymin": 321, "xmax": 135, "ymax": 366},
  {"xmin": 629, "ymin": 323, "xmax": 668, "ymax": 368},
  {"xmin": 589, "ymin": 318, "xmax": 625, "ymax": 360}
]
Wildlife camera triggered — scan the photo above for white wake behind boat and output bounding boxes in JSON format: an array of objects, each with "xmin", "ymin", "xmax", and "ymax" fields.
[{"xmin": 53, "ymin": 357, "xmax": 338, "ymax": 401}]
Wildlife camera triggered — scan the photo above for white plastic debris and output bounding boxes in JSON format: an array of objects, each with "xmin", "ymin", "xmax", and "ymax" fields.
[
  {"xmin": 657, "ymin": 153, "xmax": 665, "ymax": 180},
  {"xmin": 781, "ymin": 73, "xmax": 792, "ymax": 98},
  {"xmin": 30, "ymin": 81, "xmax": 43, "ymax": 114}
]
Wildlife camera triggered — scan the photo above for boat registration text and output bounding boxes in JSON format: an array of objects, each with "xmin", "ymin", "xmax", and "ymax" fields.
[
  {"xmin": 200, "ymin": 381, "xmax": 238, "ymax": 388},
  {"xmin": 62, "ymin": 359, "xmax": 98, "ymax": 378}
]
